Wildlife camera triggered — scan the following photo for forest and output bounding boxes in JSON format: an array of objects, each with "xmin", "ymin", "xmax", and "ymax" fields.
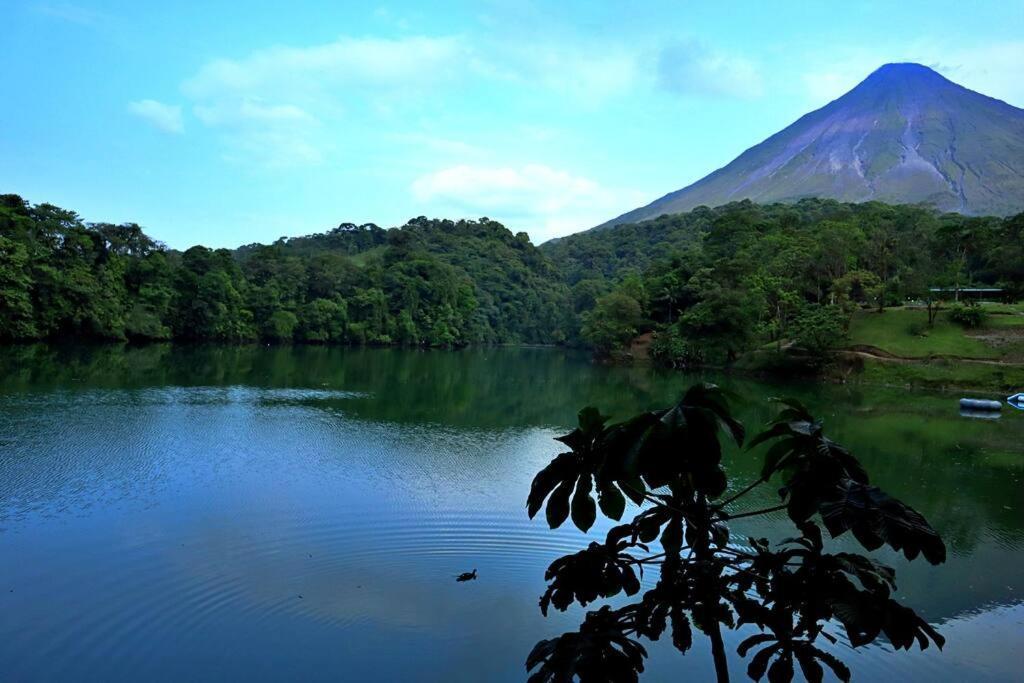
[
  {"xmin": 2, "ymin": 193, "xmax": 1022, "ymax": 365},
  {"xmin": 544, "ymin": 199, "xmax": 1024, "ymax": 364},
  {"xmin": 0, "ymin": 194, "xmax": 571, "ymax": 346}
]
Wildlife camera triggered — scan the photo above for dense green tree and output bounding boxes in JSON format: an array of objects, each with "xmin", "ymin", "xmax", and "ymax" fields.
[
  {"xmin": 298, "ymin": 298, "xmax": 348, "ymax": 343},
  {"xmin": 544, "ymin": 199, "xmax": 1023, "ymax": 363},
  {"xmin": 172, "ymin": 247, "xmax": 255, "ymax": 341},
  {"xmin": 2, "ymin": 193, "xmax": 1022, "ymax": 359},
  {"xmin": 790, "ymin": 304, "xmax": 849, "ymax": 356},
  {"xmin": 0, "ymin": 235, "xmax": 37, "ymax": 339},
  {"xmin": 581, "ymin": 291, "xmax": 643, "ymax": 355}
]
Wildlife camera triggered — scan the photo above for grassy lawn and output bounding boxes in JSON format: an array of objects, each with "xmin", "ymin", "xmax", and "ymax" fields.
[
  {"xmin": 987, "ymin": 314, "xmax": 1024, "ymax": 329},
  {"xmin": 847, "ymin": 307, "xmax": 1000, "ymax": 359},
  {"xmin": 980, "ymin": 302, "xmax": 1024, "ymax": 315},
  {"xmin": 858, "ymin": 356, "xmax": 1024, "ymax": 391}
]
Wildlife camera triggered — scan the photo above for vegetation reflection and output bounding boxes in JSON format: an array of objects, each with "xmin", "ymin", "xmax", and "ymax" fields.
[{"xmin": 526, "ymin": 385, "xmax": 946, "ymax": 682}]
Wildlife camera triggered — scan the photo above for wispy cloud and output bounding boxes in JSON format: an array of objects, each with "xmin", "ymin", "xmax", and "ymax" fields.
[
  {"xmin": 33, "ymin": 2, "xmax": 102, "ymax": 26},
  {"xmin": 488, "ymin": 43, "xmax": 641, "ymax": 103},
  {"xmin": 655, "ymin": 40, "xmax": 764, "ymax": 99},
  {"xmin": 411, "ymin": 164, "xmax": 646, "ymax": 241},
  {"xmin": 179, "ymin": 35, "xmax": 472, "ymax": 168},
  {"xmin": 181, "ymin": 35, "xmax": 469, "ymax": 100},
  {"xmin": 128, "ymin": 99, "xmax": 184, "ymax": 134},
  {"xmin": 173, "ymin": 29, "xmax": 767, "ymax": 169}
]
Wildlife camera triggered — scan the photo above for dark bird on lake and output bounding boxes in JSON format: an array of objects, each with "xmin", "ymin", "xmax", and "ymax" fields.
[{"xmin": 455, "ymin": 569, "xmax": 477, "ymax": 582}]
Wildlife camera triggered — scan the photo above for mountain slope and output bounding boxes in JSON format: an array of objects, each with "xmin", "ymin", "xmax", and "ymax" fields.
[{"xmin": 598, "ymin": 63, "xmax": 1024, "ymax": 228}]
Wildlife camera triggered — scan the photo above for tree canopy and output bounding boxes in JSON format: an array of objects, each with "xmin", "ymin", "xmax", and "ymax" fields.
[
  {"xmin": 542, "ymin": 199, "xmax": 1024, "ymax": 362},
  {"xmin": 3, "ymin": 193, "xmax": 1021, "ymax": 359},
  {"xmin": 0, "ymin": 195, "xmax": 571, "ymax": 346}
]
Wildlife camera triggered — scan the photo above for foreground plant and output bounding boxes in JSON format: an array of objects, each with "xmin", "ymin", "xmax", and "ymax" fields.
[{"xmin": 525, "ymin": 384, "xmax": 945, "ymax": 682}]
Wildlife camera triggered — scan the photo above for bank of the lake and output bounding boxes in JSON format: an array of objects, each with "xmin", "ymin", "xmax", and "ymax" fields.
[
  {"xmin": 713, "ymin": 305, "xmax": 1024, "ymax": 392},
  {"xmin": 0, "ymin": 345, "xmax": 1021, "ymax": 681}
]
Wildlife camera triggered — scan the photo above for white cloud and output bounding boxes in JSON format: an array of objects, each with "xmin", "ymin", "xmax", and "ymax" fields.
[
  {"xmin": 174, "ymin": 31, "xmax": 768, "ymax": 169},
  {"xmin": 490, "ymin": 43, "xmax": 641, "ymax": 103},
  {"xmin": 656, "ymin": 40, "xmax": 763, "ymax": 99},
  {"xmin": 220, "ymin": 128, "xmax": 324, "ymax": 168},
  {"xmin": 389, "ymin": 133, "xmax": 489, "ymax": 160},
  {"xmin": 34, "ymin": 2, "xmax": 102, "ymax": 26},
  {"xmin": 182, "ymin": 35, "xmax": 468, "ymax": 101},
  {"xmin": 193, "ymin": 100, "xmax": 314, "ymax": 126},
  {"xmin": 411, "ymin": 164, "xmax": 646, "ymax": 242},
  {"xmin": 128, "ymin": 99, "xmax": 184, "ymax": 134},
  {"xmin": 180, "ymin": 35, "xmax": 472, "ymax": 168}
]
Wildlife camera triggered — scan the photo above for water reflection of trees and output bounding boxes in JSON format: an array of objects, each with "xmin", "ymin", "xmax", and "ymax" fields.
[
  {"xmin": 2, "ymin": 344, "xmax": 1020, "ymax": 617},
  {"xmin": 523, "ymin": 386, "xmax": 948, "ymax": 682},
  {"xmin": 5, "ymin": 346, "xmax": 1019, "ymax": 531}
]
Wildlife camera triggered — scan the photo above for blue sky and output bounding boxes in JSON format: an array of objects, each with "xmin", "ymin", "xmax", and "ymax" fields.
[{"xmin": 2, "ymin": 1, "xmax": 1023, "ymax": 248}]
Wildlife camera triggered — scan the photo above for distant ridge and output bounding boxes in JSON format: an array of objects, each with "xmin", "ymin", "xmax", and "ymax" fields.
[{"xmin": 596, "ymin": 63, "xmax": 1024, "ymax": 229}]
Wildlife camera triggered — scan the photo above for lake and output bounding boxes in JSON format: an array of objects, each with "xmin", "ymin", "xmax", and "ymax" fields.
[{"xmin": 0, "ymin": 345, "xmax": 1021, "ymax": 682}]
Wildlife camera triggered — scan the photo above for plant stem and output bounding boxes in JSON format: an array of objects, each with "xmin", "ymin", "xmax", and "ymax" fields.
[
  {"xmin": 635, "ymin": 552, "xmax": 669, "ymax": 563},
  {"xmin": 619, "ymin": 481, "xmax": 688, "ymax": 515},
  {"xmin": 720, "ymin": 503, "xmax": 787, "ymax": 521},
  {"xmin": 708, "ymin": 622, "xmax": 731, "ymax": 683},
  {"xmin": 715, "ymin": 476, "xmax": 765, "ymax": 509},
  {"xmin": 692, "ymin": 494, "xmax": 730, "ymax": 682}
]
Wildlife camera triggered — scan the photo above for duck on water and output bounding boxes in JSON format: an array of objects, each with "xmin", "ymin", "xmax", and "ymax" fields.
[{"xmin": 455, "ymin": 569, "xmax": 478, "ymax": 582}]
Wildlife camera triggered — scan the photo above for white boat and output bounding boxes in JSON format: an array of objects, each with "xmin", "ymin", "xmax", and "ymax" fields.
[
  {"xmin": 959, "ymin": 398, "xmax": 1002, "ymax": 411},
  {"xmin": 1008, "ymin": 393, "xmax": 1024, "ymax": 410}
]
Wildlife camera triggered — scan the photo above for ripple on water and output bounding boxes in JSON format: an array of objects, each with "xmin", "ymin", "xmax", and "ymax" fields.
[
  {"xmin": 1, "ymin": 364, "xmax": 1022, "ymax": 682},
  {"xmin": 0, "ymin": 505, "xmax": 606, "ymax": 669}
]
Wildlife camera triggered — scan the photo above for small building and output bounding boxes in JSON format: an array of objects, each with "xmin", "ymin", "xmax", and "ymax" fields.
[{"xmin": 928, "ymin": 287, "xmax": 1004, "ymax": 302}]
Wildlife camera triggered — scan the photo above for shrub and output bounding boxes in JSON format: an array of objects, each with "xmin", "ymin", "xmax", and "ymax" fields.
[
  {"xmin": 791, "ymin": 305, "xmax": 848, "ymax": 355},
  {"xmin": 650, "ymin": 327, "xmax": 705, "ymax": 368},
  {"xmin": 948, "ymin": 302, "xmax": 987, "ymax": 328},
  {"xmin": 907, "ymin": 319, "xmax": 929, "ymax": 337}
]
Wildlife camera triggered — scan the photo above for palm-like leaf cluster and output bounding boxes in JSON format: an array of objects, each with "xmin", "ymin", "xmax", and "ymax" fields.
[{"xmin": 526, "ymin": 385, "xmax": 946, "ymax": 682}]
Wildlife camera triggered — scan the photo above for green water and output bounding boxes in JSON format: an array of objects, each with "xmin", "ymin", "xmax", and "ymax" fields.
[{"xmin": 0, "ymin": 345, "xmax": 1021, "ymax": 681}]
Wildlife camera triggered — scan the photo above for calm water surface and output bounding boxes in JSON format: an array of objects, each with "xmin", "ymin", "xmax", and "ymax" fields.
[{"xmin": 0, "ymin": 345, "xmax": 1021, "ymax": 681}]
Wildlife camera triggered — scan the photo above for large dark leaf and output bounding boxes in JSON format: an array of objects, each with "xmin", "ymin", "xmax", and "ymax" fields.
[
  {"xmin": 578, "ymin": 406, "xmax": 610, "ymax": 436},
  {"xmin": 571, "ymin": 474, "xmax": 597, "ymax": 532},
  {"xmin": 829, "ymin": 552, "xmax": 897, "ymax": 594},
  {"xmin": 747, "ymin": 644, "xmax": 780, "ymax": 681},
  {"xmin": 540, "ymin": 542, "xmax": 642, "ymax": 615},
  {"xmin": 766, "ymin": 652, "xmax": 793, "ymax": 683},
  {"xmin": 554, "ymin": 406, "xmax": 609, "ymax": 454},
  {"xmin": 737, "ymin": 634, "xmax": 775, "ymax": 657},
  {"xmin": 812, "ymin": 648, "xmax": 851, "ymax": 682},
  {"xmin": 682, "ymin": 383, "xmax": 745, "ymax": 446},
  {"xmin": 528, "ymin": 452, "xmax": 576, "ymax": 519},
  {"xmin": 760, "ymin": 439, "xmax": 793, "ymax": 480},
  {"xmin": 526, "ymin": 607, "xmax": 648, "ymax": 683},
  {"xmin": 597, "ymin": 480, "xmax": 627, "ymax": 521},
  {"xmin": 546, "ymin": 479, "xmax": 574, "ymax": 529},
  {"xmin": 794, "ymin": 648, "xmax": 824, "ymax": 683},
  {"xmin": 660, "ymin": 516, "xmax": 684, "ymax": 554},
  {"xmin": 669, "ymin": 609, "xmax": 692, "ymax": 653},
  {"xmin": 597, "ymin": 412, "xmax": 662, "ymax": 480},
  {"xmin": 832, "ymin": 593, "xmax": 945, "ymax": 651},
  {"xmin": 819, "ymin": 480, "xmax": 946, "ymax": 564}
]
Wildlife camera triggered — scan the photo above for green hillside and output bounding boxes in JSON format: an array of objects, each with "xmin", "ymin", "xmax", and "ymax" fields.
[
  {"xmin": 542, "ymin": 199, "xmax": 1024, "ymax": 387},
  {"xmin": 0, "ymin": 195, "xmax": 570, "ymax": 346}
]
